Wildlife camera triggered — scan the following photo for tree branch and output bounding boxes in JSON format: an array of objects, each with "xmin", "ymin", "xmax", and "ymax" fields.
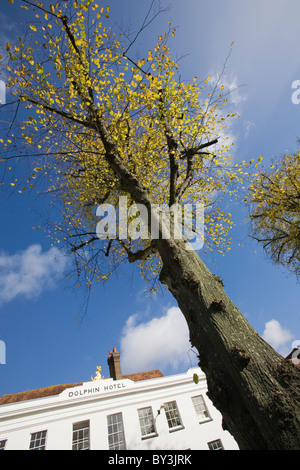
[
  {"xmin": 157, "ymin": 89, "xmax": 179, "ymax": 206},
  {"xmin": 176, "ymin": 153, "xmax": 194, "ymax": 200},
  {"xmin": 26, "ymin": 97, "xmax": 96, "ymax": 130},
  {"xmin": 180, "ymin": 138, "xmax": 218, "ymax": 159},
  {"xmin": 70, "ymin": 236, "xmax": 98, "ymax": 252},
  {"xmin": 119, "ymin": 240, "xmax": 158, "ymax": 263},
  {"xmin": 175, "ymin": 138, "xmax": 218, "ymax": 200}
]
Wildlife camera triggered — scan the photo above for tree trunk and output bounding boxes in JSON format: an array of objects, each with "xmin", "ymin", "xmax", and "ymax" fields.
[{"xmin": 157, "ymin": 237, "xmax": 300, "ymax": 450}]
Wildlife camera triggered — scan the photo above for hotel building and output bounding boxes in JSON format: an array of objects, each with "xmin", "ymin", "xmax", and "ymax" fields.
[{"xmin": 0, "ymin": 348, "xmax": 239, "ymax": 450}]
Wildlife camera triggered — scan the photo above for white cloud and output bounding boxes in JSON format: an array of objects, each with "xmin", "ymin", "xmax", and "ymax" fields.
[
  {"xmin": 221, "ymin": 76, "xmax": 247, "ymax": 107},
  {"xmin": 262, "ymin": 319, "xmax": 293, "ymax": 354},
  {"xmin": 0, "ymin": 244, "xmax": 68, "ymax": 305},
  {"xmin": 209, "ymin": 72, "xmax": 247, "ymax": 108},
  {"xmin": 120, "ymin": 306, "xmax": 197, "ymax": 374},
  {"xmin": 243, "ymin": 120, "xmax": 255, "ymax": 138}
]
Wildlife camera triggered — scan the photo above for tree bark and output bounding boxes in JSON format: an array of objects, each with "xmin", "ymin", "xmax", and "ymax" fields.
[{"xmin": 157, "ymin": 237, "xmax": 300, "ymax": 450}]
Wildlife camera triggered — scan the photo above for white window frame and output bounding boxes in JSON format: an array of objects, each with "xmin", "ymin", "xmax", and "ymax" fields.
[
  {"xmin": 29, "ymin": 430, "xmax": 47, "ymax": 450},
  {"xmin": 208, "ymin": 439, "xmax": 224, "ymax": 450},
  {"xmin": 138, "ymin": 406, "xmax": 157, "ymax": 439},
  {"xmin": 191, "ymin": 395, "xmax": 211, "ymax": 423},
  {"xmin": 107, "ymin": 412, "xmax": 126, "ymax": 450},
  {"xmin": 72, "ymin": 420, "xmax": 90, "ymax": 450},
  {"xmin": 164, "ymin": 400, "xmax": 184, "ymax": 432}
]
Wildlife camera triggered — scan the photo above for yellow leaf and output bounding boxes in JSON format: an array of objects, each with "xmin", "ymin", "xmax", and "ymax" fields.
[{"xmin": 30, "ymin": 25, "xmax": 37, "ymax": 31}]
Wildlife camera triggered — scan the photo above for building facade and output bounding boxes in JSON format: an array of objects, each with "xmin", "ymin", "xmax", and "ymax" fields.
[{"xmin": 0, "ymin": 348, "xmax": 239, "ymax": 450}]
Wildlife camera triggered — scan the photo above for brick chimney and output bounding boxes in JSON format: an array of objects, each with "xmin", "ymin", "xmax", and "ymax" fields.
[{"xmin": 107, "ymin": 347, "xmax": 122, "ymax": 380}]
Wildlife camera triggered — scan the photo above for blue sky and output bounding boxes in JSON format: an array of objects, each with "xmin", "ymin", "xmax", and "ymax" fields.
[{"xmin": 0, "ymin": 0, "xmax": 299, "ymax": 397}]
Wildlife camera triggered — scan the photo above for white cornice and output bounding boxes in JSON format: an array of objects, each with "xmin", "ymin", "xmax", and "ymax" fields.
[{"xmin": 0, "ymin": 368, "xmax": 205, "ymax": 427}]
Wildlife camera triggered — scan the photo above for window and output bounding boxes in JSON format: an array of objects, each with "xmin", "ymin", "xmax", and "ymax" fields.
[
  {"xmin": 138, "ymin": 407, "xmax": 157, "ymax": 438},
  {"xmin": 72, "ymin": 420, "xmax": 90, "ymax": 450},
  {"xmin": 208, "ymin": 439, "xmax": 224, "ymax": 450},
  {"xmin": 191, "ymin": 395, "xmax": 211, "ymax": 422},
  {"xmin": 29, "ymin": 431, "xmax": 47, "ymax": 450},
  {"xmin": 164, "ymin": 401, "xmax": 183, "ymax": 430},
  {"xmin": 0, "ymin": 440, "xmax": 7, "ymax": 450},
  {"xmin": 107, "ymin": 413, "xmax": 126, "ymax": 450}
]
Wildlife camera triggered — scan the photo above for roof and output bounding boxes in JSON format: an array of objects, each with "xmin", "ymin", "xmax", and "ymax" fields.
[
  {"xmin": 0, "ymin": 383, "xmax": 83, "ymax": 406},
  {"xmin": 285, "ymin": 348, "xmax": 300, "ymax": 368},
  {"xmin": 122, "ymin": 369, "xmax": 164, "ymax": 382},
  {"xmin": 0, "ymin": 370, "xmax": 164, "ymax": 406}
]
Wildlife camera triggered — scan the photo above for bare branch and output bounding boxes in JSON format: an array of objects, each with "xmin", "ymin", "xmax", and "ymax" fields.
[
  {"xmin": 122, "ymin": 0, "xmax": 171, "ymax": 58},
  {"xmin": 70, "ymin": 236, "xmax": 98, "ymax": 253}
]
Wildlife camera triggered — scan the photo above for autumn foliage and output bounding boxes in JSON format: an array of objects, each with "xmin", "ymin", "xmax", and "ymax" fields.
[
  {"xmin": 249, "ymin": 152, "xmax": 300, "ymax": 277},
  {"xmin": 1, "ymin": 0, "xmax": 256, "ymax": 288}
]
